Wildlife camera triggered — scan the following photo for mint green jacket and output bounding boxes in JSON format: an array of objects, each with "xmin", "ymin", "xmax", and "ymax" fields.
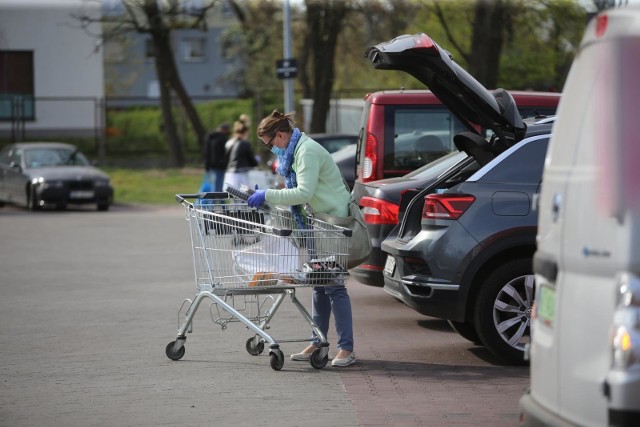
[{"xmin": 265, "ymin": 133, "xmax": 350, "ymax": 217}]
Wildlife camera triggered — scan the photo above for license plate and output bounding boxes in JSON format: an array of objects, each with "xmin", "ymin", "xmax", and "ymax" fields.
[
  {"xmin": 70, "ymin": 190, "xmax": 95, "ymax": 199},
  {"xmin": 537, "ymin": 285, "xmax": 556, "ymax": 327},
  {"xmin": 383, "ymin": 256, "xmax": 396, "ymax": 276}
]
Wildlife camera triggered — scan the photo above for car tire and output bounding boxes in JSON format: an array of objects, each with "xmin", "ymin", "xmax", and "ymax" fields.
[
  {"xmin": 97, "ymin": 202, "xmax": 109, "ymax": 211},
  {"xmin": 473, "ymin": 258, "xmax": 534, "ymax": 365},
  {"xmin": 447, "ymin": 320, "xmax": 482, "ymax": 345}
]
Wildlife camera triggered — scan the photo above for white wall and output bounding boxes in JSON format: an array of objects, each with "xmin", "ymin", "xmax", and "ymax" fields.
[
  {"xmin": 0, "ymin": 0, "xmax": 103, "ymax": 136},
  {"xmin": 300, "ymin": 98, "xmax": 365, "ymax": 135}
]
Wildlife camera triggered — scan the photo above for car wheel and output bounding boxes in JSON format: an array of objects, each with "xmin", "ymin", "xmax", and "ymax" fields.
[
  {"xmin": 473, "ymin": 258, "xmax": 534, "ymax": 365},
  {"xmin": 97, "ymin": 202, "xmax": 109, "ymax": 211},
  {"xmin": 447, "ymin": 320, "xmax": 482, "ymax": 345},
  {"xmin": 29, "ymin": 187, "xmax": 41, "ymax": 211}
]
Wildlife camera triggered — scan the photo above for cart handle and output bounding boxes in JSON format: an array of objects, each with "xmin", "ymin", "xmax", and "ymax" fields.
[{"xmin": 175, "ymin": 192, "xmax": 230, "ymax": 203}]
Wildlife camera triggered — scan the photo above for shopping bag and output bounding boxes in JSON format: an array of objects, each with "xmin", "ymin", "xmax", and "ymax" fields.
[
  {"xmin": 232, "ymin": 235, "xmax": 302, "ymax": 279},
  {"xmin": 313, "ymin": 198, "xmax": 372, "ymax": 269}
]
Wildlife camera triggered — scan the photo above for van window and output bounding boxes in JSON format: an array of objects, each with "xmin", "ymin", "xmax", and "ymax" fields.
[{"xmin": 383, "ymin": 106, "xmax": 466, "ymax": 172}]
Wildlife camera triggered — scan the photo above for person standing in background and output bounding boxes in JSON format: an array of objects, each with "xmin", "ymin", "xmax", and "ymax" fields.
[
  {"xmin": 223, "ymin": 116, "xmax": 258, "ymax": 190},
  {"xmin": 203, "ymin": 122, "xmax": 231, "ymax": 192}
]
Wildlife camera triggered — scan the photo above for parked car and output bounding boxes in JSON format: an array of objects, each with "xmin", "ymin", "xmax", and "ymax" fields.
[
  {"xmin": 350, "ymin": 68, "xmax": 560, "ymax": 289},
  {"xmin": 350, "ymin": 151, "xmax": 465, "ymax": 286},
  {"xmin": 519, "ymin": 5, "xmax": 640, "ymax": 426},
  {"xmin": 331, "ymin": 143, "xmax": 357, "ymax": 189},
  {"xmin": 365, "ymin": 31, "xmax": 556, "ymax": 364},
  {"xmin": 354, "ymin": 89, "xmax": 561, "ymax": 184},
  {"xmin": 269, "ymin": 133, "xmax": 357, "ymax": 188},
  {"xmin": 0, "ymin": 142, "xmax": 114, "ymax": 211}
]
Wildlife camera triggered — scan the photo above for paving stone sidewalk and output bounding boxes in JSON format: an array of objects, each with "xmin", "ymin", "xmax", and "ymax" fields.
[{"xmin": 0, "ymin": 206, "xmax": 528, "ymax": 426}]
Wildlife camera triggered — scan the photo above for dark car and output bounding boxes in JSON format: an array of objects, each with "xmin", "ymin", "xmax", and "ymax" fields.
[
  {"xmin": 365, "ymin": 32, "xmax": 555, "ymax": 364},
  {"xmin": 269, "ymin": 133, "xmax": 357, "ymax": 189},
  {"xmin": 0, "ymin": 142, "xmax": 114, "ymax": 211},
  {"xmin": 350, "ymin": 151, "xmax": 465, "ymax": 286},
  {"xmin": 330, "ymin": 143, "xmax": 357, "ymax": 189}
]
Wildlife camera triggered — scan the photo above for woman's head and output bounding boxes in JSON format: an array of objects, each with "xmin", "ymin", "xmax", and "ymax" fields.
[
  {"xmin": 233, "ymin": 116, "xmax": 249, "ymax": 136},
  {"xmin": 257, "ymin": 110, "xmax": 296, "ymax": 149}
]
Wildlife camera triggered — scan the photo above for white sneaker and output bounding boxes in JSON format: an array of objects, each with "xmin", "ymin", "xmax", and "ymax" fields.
[
  {"xmin": 290, "ymin": 352, "xmax": 313, "ymax": 361},
  {"xmin": 331, "ymin": 353, "xmax": 356, "ymax": 367}
]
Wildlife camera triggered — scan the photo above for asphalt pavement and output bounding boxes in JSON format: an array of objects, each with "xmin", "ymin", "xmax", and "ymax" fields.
[{"xmin": 0, "ymin": 204, "xmax": 529, "ymax": 426}]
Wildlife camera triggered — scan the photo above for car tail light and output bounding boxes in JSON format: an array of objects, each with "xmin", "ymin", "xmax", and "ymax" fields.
[
  {"xmin": 362, "ymin": 132, "xmax": 378, "ymax": 182},
  {"xmin": 422, "ymin": 194, "xmax": 475, "ymax": 220},
  {"xmin": 412, "ymin": 34, "xmax": 437, "ymax": 50},
  {"xmin": 610, "ymin": 273, "xmax": 640, "ymax": 370},
  {"xmin": 360, "ymin": 196, "xmax": 399, "ymax": 225}
]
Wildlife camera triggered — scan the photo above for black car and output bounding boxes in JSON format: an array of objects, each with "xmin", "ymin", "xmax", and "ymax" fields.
[
  {"xmin": 350, "ymin": 151, "xmax": 465, "ymax": 286},
  {"xmin": 366, "ymin": 32, "xmax": 554, "ymax": 364},
  {"xmin": 330, "ymin": 143, "xmax": 357, "ymax": 189},
  {"xmin": 0, "ymin": 142, "xmax": 114, "ymax": 211}
]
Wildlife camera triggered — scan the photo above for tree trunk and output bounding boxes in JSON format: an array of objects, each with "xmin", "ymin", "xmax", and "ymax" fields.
[
  {"xmin": 167, "ymin": 61, "xmax": 206, "ymax": 149},
  {"xmin": 153, "ymin": 36, "xmax": 185, "ymax": 168},
  {"xmin": 143, "ymin": 0, "xmax": 205, "ymax": 166},
  {"xmin": 142, "ymin": 0, "xmax": 183, "ymax": 167},
  {"xmin": 303, "ymin": 0, "xmax": 348, "ymax": 133},
  {"xmin": 468, "ymin": 0, "xmax": 511, "ymax": 89}
]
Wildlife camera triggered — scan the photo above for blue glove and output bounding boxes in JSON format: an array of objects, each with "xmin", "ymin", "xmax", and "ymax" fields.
[{"xmin": 247, "ymin": 189, "xmax": 267, "ymax": 208}]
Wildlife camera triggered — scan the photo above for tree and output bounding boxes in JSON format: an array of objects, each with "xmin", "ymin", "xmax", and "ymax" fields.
[
  {"xmin": 299, "ymin": 0, "xmax": 350, "ymax": 133},
  {"xmin": 75, "ymin": 0, "xmax": 221, "ymax": 167}
]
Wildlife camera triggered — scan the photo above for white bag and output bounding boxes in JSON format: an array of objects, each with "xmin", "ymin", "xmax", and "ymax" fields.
[{"xmin": 232, "ymin": 235, "xmax": 302, "ymax": 276}]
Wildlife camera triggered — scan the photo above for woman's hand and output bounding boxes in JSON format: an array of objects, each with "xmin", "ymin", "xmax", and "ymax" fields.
[{"xmin": 247, "ymin": 189, "xmax": 266, "ymax": 208}]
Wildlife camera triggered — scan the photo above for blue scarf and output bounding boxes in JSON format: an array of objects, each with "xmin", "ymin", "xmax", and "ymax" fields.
[{"xmin": 275, "ymin": 128, "xmax": 306, "ymax": 230}]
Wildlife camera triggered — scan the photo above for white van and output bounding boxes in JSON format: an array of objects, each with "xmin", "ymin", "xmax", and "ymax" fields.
[{"xmin": 519, "ymin": 5, "xmax": 640, "ymax": 427}]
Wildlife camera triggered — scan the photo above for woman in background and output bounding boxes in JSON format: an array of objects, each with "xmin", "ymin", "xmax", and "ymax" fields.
[{"xmin": 223, "ymin": 116, "xmax": 258, "ymax": 190}]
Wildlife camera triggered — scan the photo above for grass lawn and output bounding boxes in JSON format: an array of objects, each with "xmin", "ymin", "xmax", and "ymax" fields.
[{"xmin": 105, "ymin": 168, "xmax": 204, "ymax": 205}]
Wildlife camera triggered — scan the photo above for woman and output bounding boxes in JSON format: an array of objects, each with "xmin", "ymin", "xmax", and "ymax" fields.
[
  {"xmin": 247, "ymin": 110, "xmax": 356, "ymax": 367},
  {"xmin": 223, "ymin": 116, "xmax": 258, "ymax": 190}
]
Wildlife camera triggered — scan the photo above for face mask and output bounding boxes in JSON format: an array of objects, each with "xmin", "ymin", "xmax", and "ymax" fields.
[{"xmin": 271, "ymin": 146, "xmax": 286, "ymax": 157}]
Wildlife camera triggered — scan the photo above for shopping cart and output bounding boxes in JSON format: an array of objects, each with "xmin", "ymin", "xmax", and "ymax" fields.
[{"xmin": 165, "ymin": 190, "xmax": 352, "ymax": 371}]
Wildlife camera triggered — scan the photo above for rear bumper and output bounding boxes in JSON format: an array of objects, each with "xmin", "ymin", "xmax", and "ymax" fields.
[
  {"xmin": 518, "ymin": 392, "xmax": 576, "ymax": 427},
  {"xmin": 350, "ymin": 246, "xmax": 386, "ymax": 287},
  {"xmin": 383, "ymin": 270, "xmax": 462, "ymax": 320},
  {"xmin": 519, "ymin": 387, "xmax": 640, "ymax": 427}
]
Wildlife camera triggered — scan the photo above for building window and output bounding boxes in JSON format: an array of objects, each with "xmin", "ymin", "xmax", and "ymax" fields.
[
  {"xmin": 181, "ymin": 37, "xmax": 206, "ymax": 62},
  {"xmin": 0, "ymin": 51, "xmax": 35, "ymax": 121}
]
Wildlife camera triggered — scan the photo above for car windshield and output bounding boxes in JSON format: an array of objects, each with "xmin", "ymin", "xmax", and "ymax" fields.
[{"xmin": 25, "ymin": 147, "xmax": 91, "ymax": 168}]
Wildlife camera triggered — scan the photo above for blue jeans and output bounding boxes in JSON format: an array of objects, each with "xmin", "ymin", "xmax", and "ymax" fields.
[
  {"xmin": 205, "ymin": 169, "xmax": 225, "ymax": 192},
  {"xmin": 311, "ymin": 280, "xmax": 354, "ymax": 351}
]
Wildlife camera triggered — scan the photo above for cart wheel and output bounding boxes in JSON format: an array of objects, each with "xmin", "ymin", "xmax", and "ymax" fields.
[
  {"xmin": 310, "ymin": 348, "xmax": 328, "ymax": 369},
  {"xmin": 245, "ymin": 337, "xmax": 264, "ymax": 356},
  {"xmin": 270, "ymin": 349, "xmax": 284, "ymax": 371},
  {"xmin": 165, "ymin": 341, "xmax": 185, "ymax": 361}
]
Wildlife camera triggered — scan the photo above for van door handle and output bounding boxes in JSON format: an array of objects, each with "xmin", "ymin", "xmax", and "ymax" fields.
[{"xmin": 552, "ymin": 193, "xmax": 562, "ymax": 222}]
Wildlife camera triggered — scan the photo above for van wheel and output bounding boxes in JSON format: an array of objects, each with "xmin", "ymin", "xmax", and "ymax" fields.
[
  {"xmin": 447, "ymin": 320, "xmax": 482, "ymax": 345},
  {"xmin": 474, "ymin": 258, "xmax": 534, "ymax": 365}
]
